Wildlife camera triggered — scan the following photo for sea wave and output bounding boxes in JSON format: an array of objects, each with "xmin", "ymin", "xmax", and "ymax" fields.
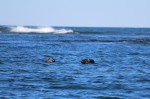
[
  {"xmin": 10, "ymin": 26, "xmax": 73, "ymax": 34},
  {"xmin": 1, "ymin": 25, "xmax": 150, "ymax": 35}
]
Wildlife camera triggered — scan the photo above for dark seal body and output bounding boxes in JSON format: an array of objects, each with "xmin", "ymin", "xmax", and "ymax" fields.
[
  {"xmin": 81, "ymin": 58, "xmax": 95, "ymax": 64},
  {"xmin": 46, "ymin": 58, "xmax": 55, "ymax": 63}
]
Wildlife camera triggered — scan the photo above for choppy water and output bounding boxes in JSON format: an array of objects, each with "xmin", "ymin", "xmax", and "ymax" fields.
[{"xmin": 0, "ymin": 26, "xmax": 150, "ymax": 99}]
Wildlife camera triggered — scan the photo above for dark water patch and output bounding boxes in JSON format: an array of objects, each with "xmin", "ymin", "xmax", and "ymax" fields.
[
  {"xmin": 49, "ymin": 85, "xmax": 108, "ymax": 90},
  {"xmin": 21, "ymin": 39, "xmax": 150, "ymax": 44},
  {"xmin": 129, "ymin": 38, "xmax": 150, "ymax": 44},
  {"xmin": 0, "ymin": 61, "xmax": 4, "ymax": 64},
  {"xmin": 0, "ymin": 78, "xmax": 15, "ymax": 83},
  {"xmin": 95, "ymin": 96, "xmax": 122, "ymax": 99},
  {"xmin": 128, "ymin": 52, "xmax": 140, "ymax": 56},
  {"xmin": 10, "ymin": 84, "xmax": 40, "ymax": 91},
  {"xmin": 136, "ymin": 77, "xmax": 150, "ymax": 83}
]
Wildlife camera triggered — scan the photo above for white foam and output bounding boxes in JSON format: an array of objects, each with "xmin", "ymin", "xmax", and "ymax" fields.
[
  {"xmin": 55, "ymin": 29, "xmax": 73, "ymax": 34},
  {"xmin": 10, "ymin": 26, "xmax": 73, "ymax": 34}
]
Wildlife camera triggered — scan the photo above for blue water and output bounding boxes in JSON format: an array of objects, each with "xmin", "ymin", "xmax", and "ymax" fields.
[{"xmin": 0, "ymin": 26, "xmax": 150, "ymax": 99}]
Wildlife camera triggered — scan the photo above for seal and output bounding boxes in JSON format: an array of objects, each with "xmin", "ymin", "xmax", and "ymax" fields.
[
  {"xmin": 81, "ymin": 58, "xmax": 95, "ymax": 64},
  {"xmin": 46, "ymin": 58, "xmax": 55, "ymax": 63}
]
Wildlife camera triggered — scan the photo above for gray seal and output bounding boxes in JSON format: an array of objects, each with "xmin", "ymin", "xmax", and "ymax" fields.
[
  {"xmin": 81, "ymin": 58, "xmax": 95, "ymax": 64},
  {"xmin": 46, "ymin": 58, "xmax": 55, "ymax": 63}
]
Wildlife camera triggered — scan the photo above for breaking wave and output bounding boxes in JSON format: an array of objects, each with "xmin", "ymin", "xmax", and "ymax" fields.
[{"xmin": 10, "ymin": 26, "xmax": 73, "ymax": 34}]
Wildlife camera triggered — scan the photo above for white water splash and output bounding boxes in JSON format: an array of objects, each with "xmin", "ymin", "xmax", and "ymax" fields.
[{"xmin": 10, "ymin": 26, "xmax": 73, "ymax": 34}]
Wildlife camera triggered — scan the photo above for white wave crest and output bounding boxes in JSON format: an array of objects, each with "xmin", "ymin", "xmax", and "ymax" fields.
[{"xmin": 10, "ymin": 26, "xmax": 73, "ymax": 34}]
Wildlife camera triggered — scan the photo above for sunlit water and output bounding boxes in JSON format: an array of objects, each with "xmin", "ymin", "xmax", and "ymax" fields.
[{"xmin": 0, "ymin": 26, "xmax": 150, "ymax": 99}]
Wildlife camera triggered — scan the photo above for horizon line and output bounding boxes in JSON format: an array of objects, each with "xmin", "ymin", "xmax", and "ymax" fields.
[{"xmin": 0, "ymin": 24, "xmax": 150, "ymax": 29}]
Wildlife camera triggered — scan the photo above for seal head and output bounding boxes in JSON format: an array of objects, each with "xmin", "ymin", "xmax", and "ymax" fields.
[
  {"xmin": 46, "ymin": 58, "xmax": 55, "ymax": 63},
  {"xmin": 81, "ymin": 58, "xmax": 95, "ymax": 64}
]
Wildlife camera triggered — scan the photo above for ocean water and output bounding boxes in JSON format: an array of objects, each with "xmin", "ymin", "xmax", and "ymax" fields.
[{"xmin": 0, "ymin": 26, "xmax": 150, "ymax": 99}]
